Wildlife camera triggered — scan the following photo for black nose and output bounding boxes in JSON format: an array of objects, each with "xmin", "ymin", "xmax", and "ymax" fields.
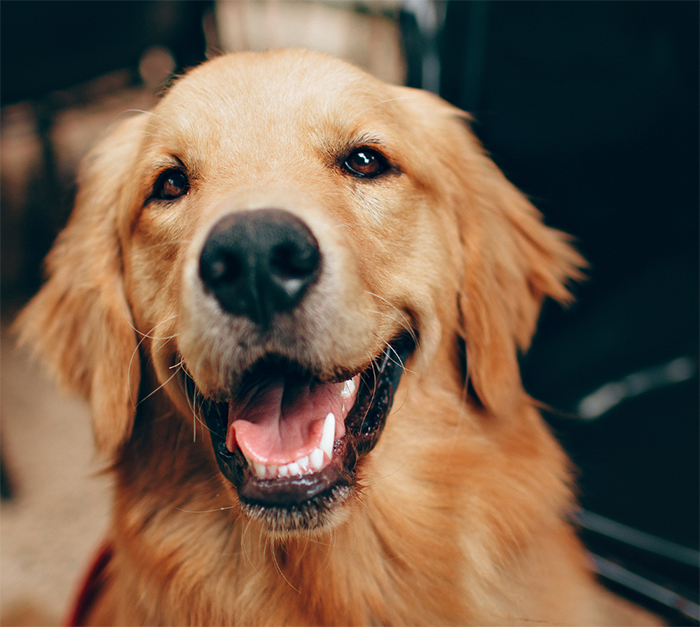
[{"xmin": 199, "ymin": 209, "xmax": 321, "ymax": 327}]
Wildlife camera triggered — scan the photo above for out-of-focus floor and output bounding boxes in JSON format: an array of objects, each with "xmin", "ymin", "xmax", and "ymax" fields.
[{"xmin": 1, "ymin": 323, "xmax": 111, "ymax": 626}]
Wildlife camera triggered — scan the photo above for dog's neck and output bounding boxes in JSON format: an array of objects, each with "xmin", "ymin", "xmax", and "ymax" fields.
[
  {"xmin": 110, "ymin": 440, "xmax": 472, "ymax": 624},
  {"xmin": 102, "ymin": 366, "xmax": 575, "ymax": 625},
  {"xmin": 104, "ymin": 377, "xmax": 484, "ymax": 624}
]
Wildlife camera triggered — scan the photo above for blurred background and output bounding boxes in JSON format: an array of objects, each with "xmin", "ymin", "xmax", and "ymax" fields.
[{"xmin": 1, "ymin": 1, "xmax": 697, "ymax": 624}]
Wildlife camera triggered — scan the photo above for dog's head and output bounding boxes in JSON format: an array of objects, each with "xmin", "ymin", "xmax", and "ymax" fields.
[{"xmin": 16, "ymin": 50, "xmax": 583, "ymax": 533}]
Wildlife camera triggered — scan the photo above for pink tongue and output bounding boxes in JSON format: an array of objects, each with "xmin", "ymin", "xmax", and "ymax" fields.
[{"xmin": 227, "ymin": 377, "xmax": 348, "ymax": 465}]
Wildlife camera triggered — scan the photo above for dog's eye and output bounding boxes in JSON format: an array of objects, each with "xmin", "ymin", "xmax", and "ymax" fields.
[
  {"xmin": 343, "ymin": 148, "xmax": 389, "ymax": 179},
  {"xmin": 152, "ymin": 169, "xmax": 189, "ymax": 201}
]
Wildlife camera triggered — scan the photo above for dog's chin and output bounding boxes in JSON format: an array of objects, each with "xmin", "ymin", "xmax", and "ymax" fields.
[
  {"xmin": 237, "ymin": 483, "xmax": 355, "ymax": 536},
  {"xmin": 179, "ymin": 333, "xmax": 415, "ymax": 533}
]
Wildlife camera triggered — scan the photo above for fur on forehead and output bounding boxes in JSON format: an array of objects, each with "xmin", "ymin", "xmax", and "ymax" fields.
[{"xmin": 149, "ymin": 51, "xmax": 406, "ymax": 142}]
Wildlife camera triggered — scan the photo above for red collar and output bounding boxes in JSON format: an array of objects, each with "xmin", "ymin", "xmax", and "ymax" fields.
[{"xmin": 64, "ymin": 541, "xmax": 113, "ymax": 627}]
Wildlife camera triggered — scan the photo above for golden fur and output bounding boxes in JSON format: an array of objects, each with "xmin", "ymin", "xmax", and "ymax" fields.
[{"xmin": 16, "ymin": 50, "xmax": 660, "ymax": 625}]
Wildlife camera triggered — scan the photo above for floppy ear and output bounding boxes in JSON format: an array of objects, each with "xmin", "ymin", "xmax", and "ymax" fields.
[
  {"xmin": 15, "ymin": 114, "xmax": 147, "ymax": 456},
  {"xmin": 452, "ymin": 123, "xmax": 585, "ymax": 417}
]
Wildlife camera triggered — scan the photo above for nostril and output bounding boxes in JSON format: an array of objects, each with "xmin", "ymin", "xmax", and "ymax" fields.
[
  {"xmin": 270, "ymin": 242, "xmax": 320, "ymax": 280},
  {"xmin": 203, "ymin": 252, "xmax": 243, "ymax": 287}
]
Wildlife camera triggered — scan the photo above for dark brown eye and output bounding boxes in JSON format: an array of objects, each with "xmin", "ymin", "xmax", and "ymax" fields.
[
  {"xmin": 153, "ymin": 169, "xmax": 189, "ymax": 201},
  {"xmin": 343, "ymin": 148, "xmax": 389, "ymax": 179}
]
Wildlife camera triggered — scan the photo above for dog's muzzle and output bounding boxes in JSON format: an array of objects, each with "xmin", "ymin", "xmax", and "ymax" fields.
[{"xmin": 187, "ymin": 209, "xmax": 415, "ymax": 530}]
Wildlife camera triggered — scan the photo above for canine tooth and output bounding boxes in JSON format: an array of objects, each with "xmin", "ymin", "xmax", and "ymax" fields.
[
  {"xmin": 320, "ymin": 413, "xmax": 335, "ymax": 460},
  {"xmin": 341, "ymin": 378, "xmax": 356, "ymax": 399},
  {"xmin": 310, "ymin": 448, "xmax": 324, "ymax": 470},
  {"xmin": 287, "ymin": 462, "xmax": 301, "ymax": 476}
]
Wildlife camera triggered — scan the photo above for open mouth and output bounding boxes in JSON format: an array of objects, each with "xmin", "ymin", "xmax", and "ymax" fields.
[{"xmin": 183, "ymin": 333, "xmax": 415, "ymax": 530}]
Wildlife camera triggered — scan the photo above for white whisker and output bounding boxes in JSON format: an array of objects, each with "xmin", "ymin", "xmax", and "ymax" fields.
[
  {"xmin": 384, "ymin": 341, "xmax": 414, "ymax": 375},
  {"xmin": 175, "ymin": 505, "xmax": 237, "ymax": 514},
  {"xmin": 137, "ymin": 365, "xmax": 179, "ymax": 407},
  {"xmin": 125, "ymin": 313, "xmax": 179, "ymax": 340},
  {"xmin": 126, "ymin": 317, "xmax": 177, "ymax": 410},
  {"xmin": 124, "ymin": 108, "xmax": 165, "ymax": 120},
  {"xmin": 270, "ymin": 544, "xmax": 300, "ymax": 593},
  {"xmin": 365, "ymin": 291, "xmax": 419, "ymax": 346}
]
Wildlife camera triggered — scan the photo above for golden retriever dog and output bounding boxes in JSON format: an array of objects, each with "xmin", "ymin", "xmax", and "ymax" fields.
[{"xmin": 16, "ymin": 50, "xmax": 660, "ymax": 626}]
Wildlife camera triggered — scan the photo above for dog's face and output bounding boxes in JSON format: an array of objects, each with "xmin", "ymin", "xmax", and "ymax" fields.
[{"xmin": 18, "ymin": 50, "xmax": 582, "ymax": 534}]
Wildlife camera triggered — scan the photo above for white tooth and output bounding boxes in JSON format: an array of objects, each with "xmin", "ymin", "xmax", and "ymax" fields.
[
  {"xmin": 320, "ymin": 412, "xmax": 335, "ymax": 460},
  {"xmin": 266, "ymin": 464, "xmax": 278, "ymax": 479},
  {"xmin": 287, "ymin": 462, "xmax": 301, "ymax": 476},
  {"xmin": 253, "ymin": 461, "xmax": 267, "ymax": 479},
  {"xmin": 297, "ymin": 456, "xmax": 309, "ymax": 472},
  {"xmin": 310, "ymin": 448, "xmax": 324, "ymax": 470},
  {"xmin": 341, "ymin": 378, "xmax": 356, "ymax": 399},
  {"xmin": 277, "ymin": 464, "xmax": 289, "ymax": 477}
]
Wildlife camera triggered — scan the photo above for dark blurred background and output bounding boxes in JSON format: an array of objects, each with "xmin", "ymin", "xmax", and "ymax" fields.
[{"xmin": 1, "ymin": 1, "xmax": 697, "ymax": 623}]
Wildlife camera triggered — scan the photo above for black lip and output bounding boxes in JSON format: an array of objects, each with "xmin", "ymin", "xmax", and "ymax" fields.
[{"xmin": 195, "ymin": 333, "xmax": 416, "ymax": 512}]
